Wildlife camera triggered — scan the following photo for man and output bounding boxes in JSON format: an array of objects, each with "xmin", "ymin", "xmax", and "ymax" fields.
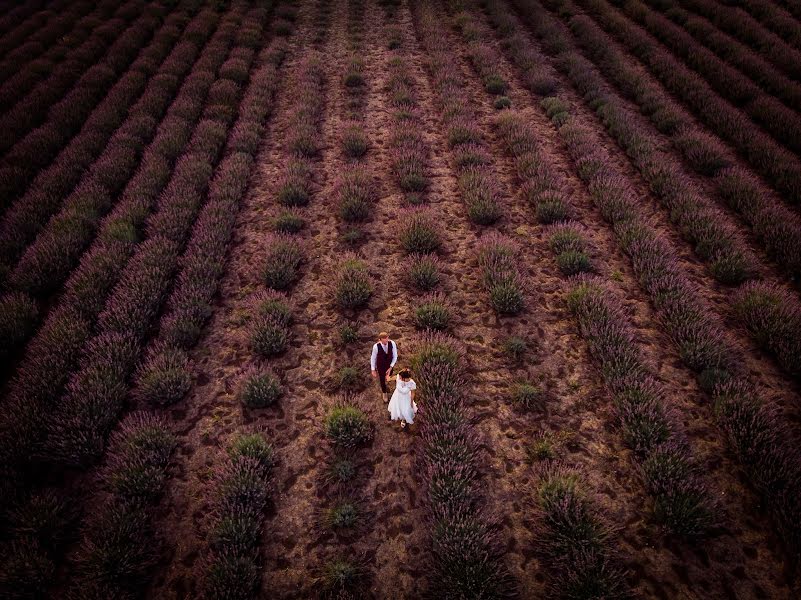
[{"xmin": 370, "ymin": 331, "xmax": 398, "ymax": 406}]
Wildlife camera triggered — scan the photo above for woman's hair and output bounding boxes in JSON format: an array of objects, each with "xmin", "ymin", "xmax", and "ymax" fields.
[{"xmin": 398, "ymin": 368, "xmax": 412, "ymax": 380}]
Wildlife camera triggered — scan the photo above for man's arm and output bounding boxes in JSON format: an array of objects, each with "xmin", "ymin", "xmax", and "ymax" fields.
[
  {"xmin": 390, "ymin": 340, "xmax": 398, "ymax": 367},
  {"xmin": 370, "ymin": 343, "xmax": 377, "ymax": 372}
]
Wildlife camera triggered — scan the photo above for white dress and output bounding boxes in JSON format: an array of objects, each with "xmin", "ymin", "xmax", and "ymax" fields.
[{"xmin": 388, "ymin": 378, "xmax": 418, "ymax": 424}]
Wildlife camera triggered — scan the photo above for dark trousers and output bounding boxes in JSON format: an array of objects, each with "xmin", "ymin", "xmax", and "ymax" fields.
[{"xmin": 377, "ymin": 363, "xmax": 393, "ymax": 394}]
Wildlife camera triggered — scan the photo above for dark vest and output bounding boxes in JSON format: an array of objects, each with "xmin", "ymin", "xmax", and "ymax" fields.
[{"xmin": 376, "ymin": 341, "xmax": 394, "ymax": 370}]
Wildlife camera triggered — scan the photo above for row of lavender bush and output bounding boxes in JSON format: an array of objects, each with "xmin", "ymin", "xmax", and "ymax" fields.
[
  {"xmin": 0, "ymin": 0, "xmax": 72, "ymax": 58},
  {"xmin": 408, "ymin": 3, "xmax": 515, "ymax": 594},
  {"xmin": 208, "ymin": 15, "xmax": 321, "ymax": 595},
  {"xmin": 382, "ymin": 16, "xmax": 456, "ymax": 336},
  {"xmin": 47, "ymin": 3, "xmax": 267, "ymax": 468},
  {"xmin": 386, "ymin": 56, "xmax": 430, "ymax": 206},
  {"xmin": 0, "ymin": 5, "xmax": 231, "ymax": 474},
  {"xmin": 481, "ymin": 0, "xmax": 801, "ymax": 566},
  {"xmin": 569, "ymin": 276, "xmax": 717, "ymax": 536},
  {"xmin": 204, "ymin": 16, "xmax": 303, "ymax": 595},
  {"xmin": 511, "ymin": 0, "xmax": 760, "ymax": 285},
  {"xmin": 0, "ymin": 3, "xmax": 206, "ymax": 355},
  {"xmin": 557, "ymin": 112, "xmax": 801, "ymax": 555},
  {"xmin": 139, "ymin": 11, "xmax": 292, "ymax": 379},
  {"xmin": 463, "ymin": 3, "xmax": 716, "ymax": 541},
  {"xmin": 68, "ymin": 412, "xmax": 177, "ymax": 598},
  {"xmin": 682, "ymin": 0, "xmax": 801, "ymax": 80},
  {"xmin": 4, "ymin": 5, "xmax": 282, "ymax": 596},
  {"xmin": 0, "ymin": 0, "xmax": 160, "ymax": 201},
  {"xmin": 673, "ymin": 0, "xmax": 801, "ymax": 80},
  {"xmin": 546, "ymin": 2, "xmax": 801, "ymax": 280},
  {"xmin": 0, "ymin": 4, "xmax": 257, "ymax": 503},
  {"xmin": 0, "ymin": 0, "xmax": 98, "ymax": 90},
  {"xmin": 203, "ymin": 430, "xmax": 277, "ymax": 599},
  {"xmin": 740, "ymin": 0, "xmax": 801, "ymax": 48},
  {"xmin": 612, "ymin": 0, "xmax": 801, "ymax": 156},
  {"xmin": 558, "ymin": 0, "xmax": 801, "ymax": 205},
  {"xmin": 0, "ymin": 4, "xmax": 202, "ymax": 281},
  {"xmin": 414, "ymin": 1, "xmax": 502, "ymax": 226},
  {"xmin": 411, "ymin": 332, "xmax": 513, "ymax": 596},
  {"xmin": 0, "ymin": 412, "xmax": 176, "ymax": 598},
  {"xmin": 496, "ymin": 110, "xmax": 719, "ymax": 539},
  {"xmin": 642, "ymin": 0, "xmax": 801, "ymax": 111},
  {"xmin": 509, "ymin": 0, "xmax": 801, "ymax": 378},
  {"xmin": 447, "ymin": 12, "xmax": 647, "ymax": 590}
]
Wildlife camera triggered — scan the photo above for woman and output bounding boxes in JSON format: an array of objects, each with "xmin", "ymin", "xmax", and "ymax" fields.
[{"xmin": 387, "ymin": 368, "xmax": 417, "ymax": 429}]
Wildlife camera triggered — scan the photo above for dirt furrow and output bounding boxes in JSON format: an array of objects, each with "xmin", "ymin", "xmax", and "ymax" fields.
[{"xmin": 347, "ymin": 0, "xmax": 433, "ymax": 596}]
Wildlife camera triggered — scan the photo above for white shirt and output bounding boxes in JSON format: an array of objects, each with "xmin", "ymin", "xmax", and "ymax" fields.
[{"xmin": 370, "ymin": 340, "xmax": 398, "ymax": 371}]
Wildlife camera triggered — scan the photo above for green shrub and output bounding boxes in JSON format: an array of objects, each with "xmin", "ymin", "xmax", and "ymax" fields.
[
  {"xmin": 549, "ymin": 225, "xmax": 586, "ymax": 254},
  {"xmin": 204, "ymin": 552, "xmax": 259, "ymax": 600},
  {"xmin": 253, "ymin": 292, "xmax": 292, "ymax": 327},
  {"xmin": 276, "ymin": 160, "xmax": 311, "ymax": 207},
  {"xmin": 489, "ymin": 282, "xmax": 524, "ymax": 315},
  {"xmin": 263, "ymin": 235, "xmax": 304, "ymax": 290},
  {"xmin": 709, "ymin": 252, "xmax": 752, "ymax": 285},
  {"xmin": 460, "ymin": 170, "xmax": 502, "ymax": 225},
  {"xmin": 556, "ymin": 250, "xmax": 592, "ymax": 275},
  {"xmin": 512, "ymin": 383, "xmax": 546, "ymax": 411},
  {"xmin": 341, "ymin": 227, "xmax": 365, "ymax": 246},
  {"xmin": 535, "ymin": 193, "xmax": 569, "ymax": 224},
  {"xmin": 328, "ymin": 457, "xmax": 356, "ymax": 484},
  {"xmin": 484, "ymin": 74, "xmax": 507, "ymax": 95},
  {"xmin": 404, "ymin": 191, "xmax": 427, "ymax": 205},
  {"xmin": 414, "ymin": 293, "xmax": 451, "ymax": 331},
  {"xmin": 503, "ymin": 336, "xmax": 527, "ymax": 363},
  {"xmin": 228, "ymin": 433, "xmax": 275, "ymax": 475},
  {"xmin": 698, "ymin": 367, "xmax": 732, "ymax": 394},
  {"xmin": 453, "ymin": 143, "xmax": 491, "ymax": 170},
  {"xmin": 406, "ymin": 255, "xmax": 442, "ymax": 291},
  {"xmin": 251, "ymin": 317, "xmax": 289, "ymax": 357},
  {"xmin": 526, "ymin": 432, "xmax": 556, "ymax": 462},
  {"xmin": 337, "ymin": 169, "xmax": 375, "ymax": 222},
  {"xmin": 344, "ymin": 57, "xmax": 365, "ymax": 88},
  {"xmin": 239, "ymin": 370, "xmax": 282, "ymax": 408},
  {"xmin": 338, "ymin": 323, "xmax": 359, "ymax": 345},
  {"xmin": 274, "ymin": 210, "xmax": 305, "ymax": 234},
  {"xmin": 342, "ymin": 124, "xmax": 368, "ymax": 158},
  {"xmin": 642, "ymin": 448, "xmax": 716, "ymax": 538},
  {"xmin": 400, "ymin": 209, "xmax": 441, "ymax": 254},
  {"xmin": 326, "ymin": 502, "xmax": 359, "ymax": 530},
  {"xmin": 134, "ymin": 346, "xmax": 191, "ymax": 406},
  {"xmin": 324, "ymin": 405, "xmax": 372, "ymax": 448},
  {"xmin": 541, "ymin": 96, "xmax": 569, "ymax": 119},
  {"xmin": 493, "ymin": 96, "xmax": 512, "ymax": 110},
  {"xmin": 447, "ymin": 121, "xmax": 481, "ymax": 148},
  {"xmin": 320, "ymin": 558, "xmax": 361, "ymax": 592},
  {"xmin": 334, "ymin": 258, "xmax": 372, "ymax": 310},
  {"xmin": 336, "ymin": 365, "xmax": 363, "ymax": 390}
]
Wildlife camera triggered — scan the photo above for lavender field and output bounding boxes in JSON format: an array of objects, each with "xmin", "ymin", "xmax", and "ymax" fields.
[{"xmin": 1, "ymin": 0, "xmax": 800, "ymax": 598}]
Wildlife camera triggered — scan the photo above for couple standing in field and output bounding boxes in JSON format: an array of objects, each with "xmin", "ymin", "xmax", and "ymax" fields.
[{"xmin": 369, "ymin": 331, "xmax": 417, "ymax": 430}]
